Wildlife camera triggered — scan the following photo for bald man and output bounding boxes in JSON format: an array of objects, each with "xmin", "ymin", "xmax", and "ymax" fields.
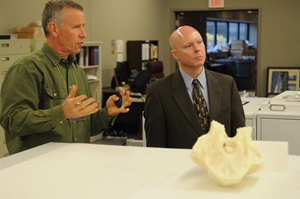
[{"xmin": 144, "ymin": 26, "xmax": 245, "ymax": 149}]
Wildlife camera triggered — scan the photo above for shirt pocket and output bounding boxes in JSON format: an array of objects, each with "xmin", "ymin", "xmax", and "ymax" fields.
[{"xmin": 43, "ymin": 87, "xmax": 68, "ymax": 108}]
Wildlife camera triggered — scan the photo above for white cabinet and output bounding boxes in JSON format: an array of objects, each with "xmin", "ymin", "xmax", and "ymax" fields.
[
  {"xmin": 256, "ymin": 91, "xmax": 300, "ymax": 155},
  {"xmin": 76, "ymin": 41, "xmax": 102, "ymax": 107},
  {"xmin": 241, "ymin": 97, "xmax": 269, "ymax": 140},
  {"xmin": 242, "ymin": 96, "xmax": 300, "ymax": 155},
  {"xmin": 31, "ymin": 39, "xmax": 46, "ymax": 52},
  {"xmin": 0, "ymin": 39, "xmax": 31, "ymax": 85},
  {"xmin": 256, "ymin": 112, "xmax": 300, "ymax": 155},
  {"xmin": 0, "ymin": 130, "xmax": 8, "ymax": 158},
  {"xmin": 245, "ymin": 113, "xmax": 256, "ymax": 140},
  {"xmin": 76, "ymin": 42, "xmax": 103, "ymax": 143},
  {"xmin": 0, "ymin": 39, "xmax": 31, "ymax": 158}
]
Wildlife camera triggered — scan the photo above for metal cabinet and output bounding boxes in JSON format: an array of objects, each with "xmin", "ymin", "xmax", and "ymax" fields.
[
  {"xmin": 256, "ymin": 92, "xmax": 300, "ymax": 155},
  {"xmin": 241, "ymin": 97, "xmax": 269, "ymax": 140},
  {"xmin": 0, "ymin": 39, "xmax": 31, "ymax": 158},
  {"xmin": 256, "ymin": 112, "xmax": 300, "ymax": 155}
]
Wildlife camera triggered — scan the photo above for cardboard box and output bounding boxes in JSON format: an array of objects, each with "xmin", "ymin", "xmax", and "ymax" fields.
[{"xmin": 13, "ymin": 27, "xmax": 45, "ymax": 39}]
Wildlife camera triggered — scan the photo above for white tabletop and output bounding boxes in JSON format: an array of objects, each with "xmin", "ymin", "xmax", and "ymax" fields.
[
  {"xmin": 241, "ymin": 97, "xmax": 269, "ymax": 113},
  {"xmin": 0, "ymin": 142, "xmax": 299, "ymax": 199}
]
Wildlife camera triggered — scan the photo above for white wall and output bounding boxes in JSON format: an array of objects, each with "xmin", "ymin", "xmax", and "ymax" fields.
[
  {"xmin": 89, "ymin": 0, "xmax": 165, "ymax": 87},
  {"xmin": 1, "ymin": 0, "xmax": 300, "ymax": 96},
  {"xmin": 0, "ymin": 1, "xmax": 46, "ymax": 33},
  {"xmin": 163, "ymin": 0, "xmax": 300, "ymax": 97},
  {"xmin": 0, "ymin": 0, "xmax": 165, "ymax": 88}
]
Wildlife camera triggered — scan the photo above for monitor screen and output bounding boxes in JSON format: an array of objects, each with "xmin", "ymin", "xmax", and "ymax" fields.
[{"xmin": 113, "ymin": 61, "xmax": 131, "ymax": 87}]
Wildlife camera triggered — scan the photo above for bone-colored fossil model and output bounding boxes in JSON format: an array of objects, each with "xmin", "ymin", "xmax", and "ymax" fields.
[{"xmin": 190, "ymin": 120, "xmax": 263, "ymax": 186}]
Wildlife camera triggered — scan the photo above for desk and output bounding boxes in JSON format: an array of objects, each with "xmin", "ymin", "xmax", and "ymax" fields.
[
  {"xmin": 205, "ymin": 62, "xmax": 227, "ymax": 74},
  {"xmin": 102, "ymin": 87, "xmax": 144, "ymax": 137},
  {"xmin": 212, "ymin": 58, "xmax": 237, "ymax": 77},
  {"xmin": 213, "ymin": 58, "xmax": 236, "ymax": 63},
  {"xmin": 213, "ymin": 58, "xmax": 257, "ymax": 91},
  {"xmin": 0, "ymin": 142, "xmax": 299, "ymax": 198},
  {"xmin": 207, "ymin": 51, "xmax": 230, "ymax": 60}
]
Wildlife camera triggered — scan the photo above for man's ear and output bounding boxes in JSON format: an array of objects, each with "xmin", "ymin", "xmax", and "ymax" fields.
[
  {"xmin": 171, "ymin": 49, "xmax": 177, "ymax": 60},
  {"xmin": 48, "ymin": 22, "xmax": 58, "ymax": 37}
]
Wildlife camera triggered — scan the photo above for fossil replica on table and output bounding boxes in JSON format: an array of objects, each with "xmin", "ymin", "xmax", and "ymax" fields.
[{"xmin": 190, "ymin": 120, "xmax": 263, "ymax": 186}]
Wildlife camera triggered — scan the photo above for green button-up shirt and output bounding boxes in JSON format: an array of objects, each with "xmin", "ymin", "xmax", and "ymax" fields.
[{"xmin": 0, "ymin": 43, "xmax": 114, "ymax": 154}]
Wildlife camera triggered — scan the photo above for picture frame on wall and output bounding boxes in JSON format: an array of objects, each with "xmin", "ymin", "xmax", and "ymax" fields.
[{"xmin": 266, "ymin": 67, "xmax": 300, "ymax": 97}]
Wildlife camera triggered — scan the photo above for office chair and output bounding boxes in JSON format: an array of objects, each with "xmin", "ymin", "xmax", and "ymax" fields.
[
  {"xmin": 146, "ymin": 61, "xmax": 165, "ymax": 80},
  {"xmin": 235, "ymin": 60, "xmax": 256, "ymax": 90}
]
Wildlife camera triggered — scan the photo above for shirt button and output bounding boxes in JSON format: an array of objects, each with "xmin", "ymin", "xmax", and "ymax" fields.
[
  {"xmin": 53, "ymin": 93, "xmax": 57, "ymax": 97},
  {"xmin": 59, "ymin": 121, "xmax": 63, "ymax": 124},
  {"xmin": 74, "ymin": 137, "xmax": 78, "ymax": 141}
]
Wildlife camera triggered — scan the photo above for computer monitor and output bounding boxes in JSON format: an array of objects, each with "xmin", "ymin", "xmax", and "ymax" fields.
[{"xmin": 112, "ymin": 61, "xmax": 131, "ymax": 88}]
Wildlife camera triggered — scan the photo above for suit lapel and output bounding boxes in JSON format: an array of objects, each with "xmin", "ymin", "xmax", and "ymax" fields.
[
  {"xmin": 170, "ymin": 70, "xmax": 203, "ymax": 136},
  {"xmin": 205, "ymin": 70, "xmax": 222, "ymax": 121}
]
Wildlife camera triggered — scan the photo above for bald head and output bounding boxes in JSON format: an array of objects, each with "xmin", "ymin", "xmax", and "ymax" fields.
[
  {"xmin": 169, "ymin": 26, "xmax": 200, "ymax": 50},
  {"xmin": 169, "ymin": 25, "xmax": 206, "ymax": 77}
]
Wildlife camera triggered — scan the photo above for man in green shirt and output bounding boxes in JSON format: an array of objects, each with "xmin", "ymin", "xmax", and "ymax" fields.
[{"xmin": 0, "ymin": 0, "xmax": 132, "ymax": 155}]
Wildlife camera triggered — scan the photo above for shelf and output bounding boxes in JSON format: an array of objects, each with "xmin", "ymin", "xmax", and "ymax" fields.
[
  {"xmin": 76, "ymin": 42, "xmax": 102, "ymax": 109},
  {"xmin": 80, "ymin": 65, "xmax": 99, "ymax": 69},
  {"xmin": 88, "ymin": 79, "xmax": 99, "ymax": 83},
  {"xmin": 126, "ymin": 40, "xmax": 158, "ymax": 70}
]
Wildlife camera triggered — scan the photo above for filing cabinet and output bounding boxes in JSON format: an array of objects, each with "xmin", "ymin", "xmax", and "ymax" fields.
[
  {"xmin": 0, "ymin": 130, "xmax": 8, "ymax": 158},
  {"xmin": 31, "ymin": 39, "xmax": 46, "ymax": 52},
  {"xmin": 0, "ymin": 39, "xmax": 31, "ymax": 158},
  {"xmin": 0, "ymin": 39, "xmax": 31, "ymax": 85},
  {"xmin": 257, "ymin": 91, "xmax": 300, "ymax": 155},
  {"xmin": 241, "ymin": 97, "xmax": 269, "ymax": 140},
  {"xmin": 256, "ymin": 112, "xmax": 300, "ymax": 155}
]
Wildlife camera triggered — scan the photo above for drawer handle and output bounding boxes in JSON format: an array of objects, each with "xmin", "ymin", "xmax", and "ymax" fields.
[
  {"xmin": 1, "ymin": 57, "xmax": 9, "ymax": 61},
  {"xmin": 1, "ymin": 43, "xmax": 9, "ymax": 48},
  {"xmin": 269, "ymin": 104, "xmax": 286, "ymax": 111},
  {"xmin": 2, "ymin": 71, "xmax": 7, "ymax": 76}
]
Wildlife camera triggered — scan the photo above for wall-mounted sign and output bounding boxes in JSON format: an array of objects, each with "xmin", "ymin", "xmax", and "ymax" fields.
[{"xmin": 208, "ymin": 0, "xmax": 224, "ymax": 8}]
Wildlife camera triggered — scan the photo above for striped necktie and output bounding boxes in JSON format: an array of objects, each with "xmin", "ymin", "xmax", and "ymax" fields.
[{"xmin": 192, "ymin": 79, "xmax": 210, "ymax": 133}]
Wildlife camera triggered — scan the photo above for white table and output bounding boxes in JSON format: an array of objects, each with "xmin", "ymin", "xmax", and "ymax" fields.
[{"xmin": 0, "ymin": 142, "xmax": 299, "ymax": 199}]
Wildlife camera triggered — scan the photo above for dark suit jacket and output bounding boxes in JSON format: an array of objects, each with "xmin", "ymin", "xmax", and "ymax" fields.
[{"xmin": 144, "ymin": 68, "xmax": 245, "ymax": 149}]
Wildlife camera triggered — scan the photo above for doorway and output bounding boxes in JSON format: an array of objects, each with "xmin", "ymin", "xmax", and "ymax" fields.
[{"xmin": 174, "ymin": 10, "xmax": 259, "ymax": 95}]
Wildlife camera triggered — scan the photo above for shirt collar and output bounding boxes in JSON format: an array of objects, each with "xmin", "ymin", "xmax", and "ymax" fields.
[
  {"xmin": 179, "ymin": 67, "xmax": 207, "ymax": 91},
  {"xmin": 41, "ymin": 43, "xmax": 77, "ymax": 67}
]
